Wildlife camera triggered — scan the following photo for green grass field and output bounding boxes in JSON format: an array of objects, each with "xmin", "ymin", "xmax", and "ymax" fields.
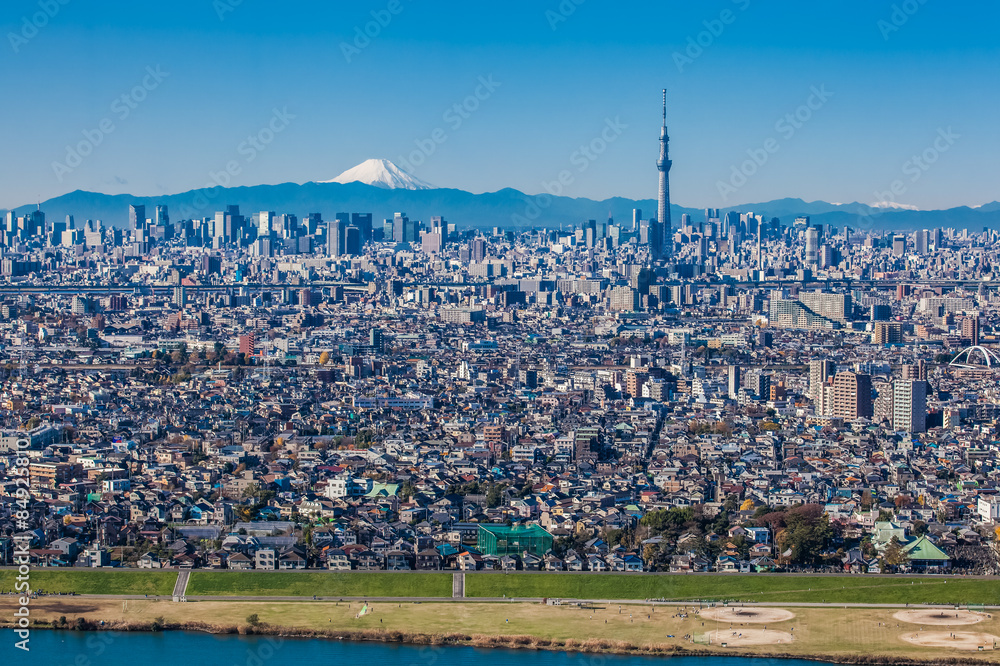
[
  {"xmin": 465, "ymin": 573, "xmax": 1000, "ymax": 605},
  {"xmin": 9, "ymin": 568, "xmax": 1000, "ymax": 606},
  {"xmin": 186, "ymin": 571, "xmax": 452, "ymax": 597},
  {"xmin": 0, "ymin": 569, "xmax": 176, "ymax": 595}
]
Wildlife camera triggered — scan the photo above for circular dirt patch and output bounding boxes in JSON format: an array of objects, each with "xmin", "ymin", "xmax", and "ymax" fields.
[
  {"xmin": 707, "ymin": 628, "xmax": 794, "ymax": 646},
  {"xmin": 893, "ymin": 609, "xmax": 985, "ymax": 626},
  {"xmin": 900, "ymin": 631, "xmax": 999, "ymax": 651},
  {"xmin": 700, "ymin": 607, "xmax": 795, "ymax": 624}
]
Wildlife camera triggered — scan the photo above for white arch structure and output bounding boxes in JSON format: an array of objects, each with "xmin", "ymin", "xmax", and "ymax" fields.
[{"xmin": 950, "ymin": 345, "xmax": 1000, "ymax": 369}]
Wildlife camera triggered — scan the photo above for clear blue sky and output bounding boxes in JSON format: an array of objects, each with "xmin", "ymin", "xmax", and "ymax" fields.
[{"xmin": 2, "ymin": 0, "xmax": 997, "ymax": 211}]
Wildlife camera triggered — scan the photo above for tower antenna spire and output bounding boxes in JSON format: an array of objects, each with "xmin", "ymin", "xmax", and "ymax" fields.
[{"xmin": 656, "ymin": 88, "xmax": 672, "ymax": 258}]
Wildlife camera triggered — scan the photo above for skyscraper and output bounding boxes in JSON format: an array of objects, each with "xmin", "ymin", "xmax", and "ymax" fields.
[
  {"xmin": 656, "ymin": 89, "xmax": 672, "ymax": 258},
  {"xmin": 728, "ymin": 365, "xmax": 741, "ymax": 399},
  {"xmin": 832, "ymin": 371, "xmax": 873, "ymax": 420},
  {"xmin": 804, "ymin": 227, "xmax": 819, "ymax": 264},
  {"xmin": 471, "ymin": 237, "xmax": 486, "ymax": 262},
  {"xmin": 258, "ymin": 211, "xmax": 275, "ymax": 239},
  {"xmin": 892, "ymin": 235, "xmax": 906, "ymax": 256},
  {"xmin": 809, "ymin": 359, "xmax": 836, "ymax": 399},
  {"xmin": 353, "ymin": 213, "xmax": 373, "ymax": 243},
  {"xmin": 892, "ymin": 379, "xmax": 927, "ymax": 433},
  {"xmin": 344, "ymin": 225, "xmax": 362, "ymax": 256},
  {"xmin": 129, "ymin": 204, "xmax": 145, "ymax": 230},
  {"xmin": 962, "ymin": 315, "xmax": 980, "ymax": 346}
]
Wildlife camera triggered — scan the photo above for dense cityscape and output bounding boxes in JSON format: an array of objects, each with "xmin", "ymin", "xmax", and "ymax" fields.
[{"xmin": 3, "ymin": 101, "xmax": 1000, "ymax": 579}]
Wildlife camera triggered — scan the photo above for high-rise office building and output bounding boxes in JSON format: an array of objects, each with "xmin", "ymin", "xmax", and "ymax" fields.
[
  {"xmin": 471, "ymin": 238, "xmax": 486, "ymax": 262},
  {"xmin": 304, "ymin": 213, "xmax": 322, "ymax": 235},
  {"xmin": 129, "ymin": 204, "xmax": 145, "ymax": 230},
  {"xmin": 804, "ymin": 227, "xmax": 819, "ymax": 264},
  {"xmin": 892, "ymin": 235, "xmax": 906, "ymax": 256},
  {"xmin": 258, "ymin": 211, "xmax": 274, "ymax": 239},
  {"xmin": 344, "ymin": 225, "xmax": 362, "ymax": 256},
  {"xmin": 931, "ymin": 227, "xmax": 944, "ymax": 251},
  {"xmin": 331, "ymin": 215, "xmax": 350, "ymax": 257},
  {"xmin": 353, "ymin": 213, "xmax": 373, "ymax": 243}
]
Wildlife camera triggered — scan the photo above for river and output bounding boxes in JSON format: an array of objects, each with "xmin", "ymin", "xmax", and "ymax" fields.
[{"xmin": 18, "ymin": 629, "xmax": 832, "ymax": 666}]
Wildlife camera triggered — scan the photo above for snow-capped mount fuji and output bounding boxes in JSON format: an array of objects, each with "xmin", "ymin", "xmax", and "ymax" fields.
[
  {"xmin": 870, "ymin": 200, "xmax": 921, "ymax": 211},
  {"xmin": 320, "ymin": 159, "xmax": 434, "ymax": 190}
]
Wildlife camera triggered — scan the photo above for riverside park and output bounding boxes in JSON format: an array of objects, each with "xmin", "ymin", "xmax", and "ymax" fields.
[{"xmin": 5, "ymin": 569, "xmax": 1000, "ymax": 663}]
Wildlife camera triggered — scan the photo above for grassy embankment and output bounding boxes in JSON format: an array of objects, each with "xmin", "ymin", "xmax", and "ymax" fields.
[
  {"xmin": 185, "ymin": 571, "xmax": 452, "ymax": 597},
  {"xmin": 466, "ymin": 573, "xmax": 1000, "ymax": 604},
  {"xmin": 0, "ymin": 569, "xmax": 176, "ymax": 595},
  {"xmin": 7, "ymin": 569, "xmax": 1000, "ymax": 606}
]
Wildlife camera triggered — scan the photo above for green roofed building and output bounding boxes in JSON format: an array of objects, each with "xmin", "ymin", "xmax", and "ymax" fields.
[
  {"xmin": 901, "ymin": 535, "xmax": 951, "ymax": 572},
  {"xmin": 477, "ymin": 524, "xmax": 553, "ymax": 556},
  {"xmin": 365, "ymin": 483, "xmax": 399, "ymax": 497}
]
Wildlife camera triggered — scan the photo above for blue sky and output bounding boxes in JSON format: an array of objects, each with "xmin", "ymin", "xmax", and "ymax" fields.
[{"xmin": 2, "ymin": 0, "xmax": 998, "ymax": 211}]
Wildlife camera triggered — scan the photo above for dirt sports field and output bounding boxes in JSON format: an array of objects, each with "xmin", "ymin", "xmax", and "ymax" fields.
[
  {"xmin": 894, "ymin": 609, "xmax": 988, "ymax": 625},
  {"xmin": 699, "ymin": 606, "xmax": 795, "ymax": 624},
  {"xmin": 900, "ymin": 631, "xmax": 1000, "ymax": 651},
  {"xmin": 707, "ymin": 628, "xmax": 795, "ymax": 646}
]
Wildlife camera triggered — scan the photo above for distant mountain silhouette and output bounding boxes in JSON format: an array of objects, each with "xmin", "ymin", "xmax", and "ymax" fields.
[{"xmin": 12, "ymin": 185, "xmax": 1000, "ymax": 232}]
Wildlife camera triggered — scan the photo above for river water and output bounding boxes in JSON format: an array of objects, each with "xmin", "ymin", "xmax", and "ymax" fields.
[{"xmin": 17, "ymin": 629, "xmax": 830, "ymax": 666}]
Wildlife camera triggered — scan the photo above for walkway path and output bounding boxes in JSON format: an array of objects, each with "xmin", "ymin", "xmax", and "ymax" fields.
[
  {"xmin": 171, "ymin": 570, "xmax": 190, "ymax": 600},
  {"xmin": 48, "ymin": 593, "xmax": 1000, "ymax": 611}
]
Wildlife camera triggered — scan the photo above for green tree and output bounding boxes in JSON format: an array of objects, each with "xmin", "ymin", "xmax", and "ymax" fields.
[
  {"xmin": 882, "ymin": 536, "xmax": 909, "ymax": 570},
  {"xmin": 485, "ymin": 483, "xmax": 504, "ymax": 508},
  {"xmin": 355, "ymin": 429, "xmax": 375, "ymax": 449}
]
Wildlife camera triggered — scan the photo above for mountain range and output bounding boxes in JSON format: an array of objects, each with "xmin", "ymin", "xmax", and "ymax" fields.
[{"xmin": 7, "ymin": 160, "xmax": 1000, "ymax": 232}]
